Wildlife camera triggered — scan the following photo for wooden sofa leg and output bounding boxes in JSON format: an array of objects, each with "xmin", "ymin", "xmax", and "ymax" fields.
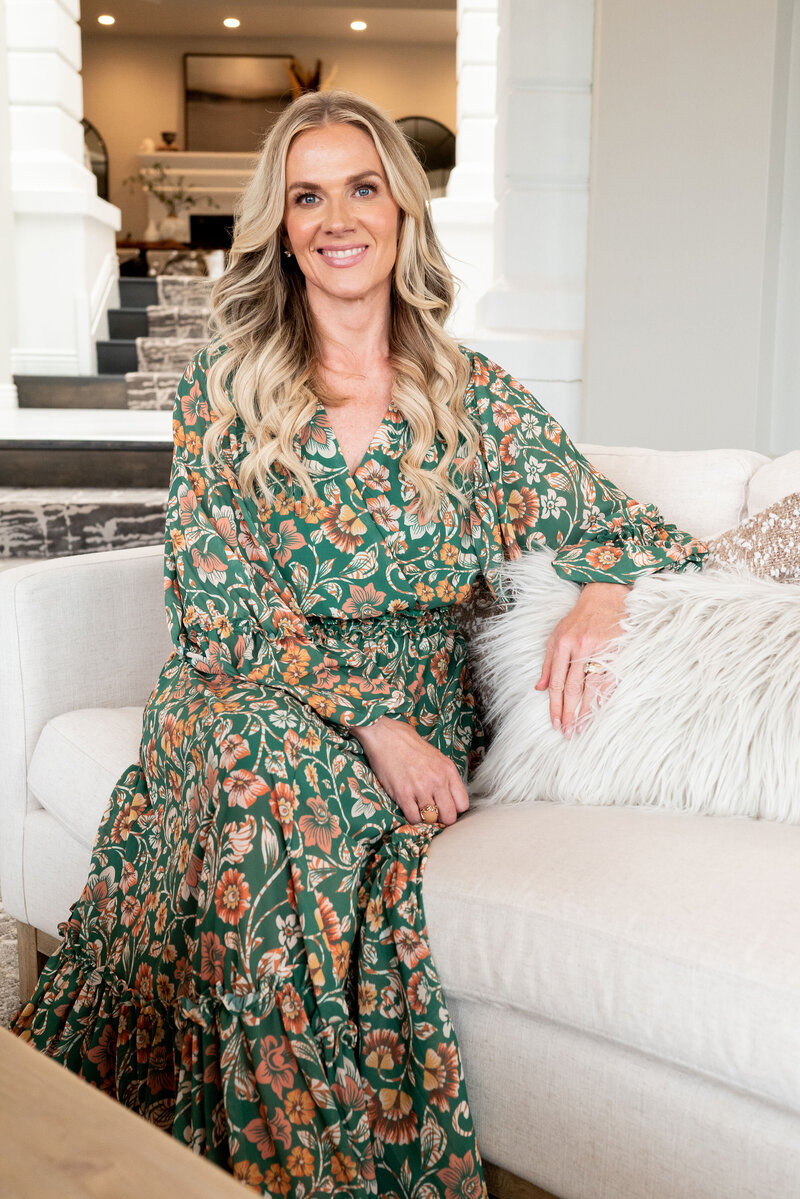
[
  {"xmin": 16, "ymin": 922, "xmax": 39, "ymax": 1006},
  {"xmin": 15, "ymin": 924, "xmax": 63, "ymax": 1007},
  {"xmin": 484, "ymin": 1160, "xmax": 561, "ymax": 1199}
]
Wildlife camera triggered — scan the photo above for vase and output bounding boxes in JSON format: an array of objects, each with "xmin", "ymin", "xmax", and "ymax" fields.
[
  {"xmin": 143, "ymin": 218, "xmax": 160, "ymax": 242},
  {"xmin": 159, "ymin": 214, "xmax": 188, "ymax": 243}
]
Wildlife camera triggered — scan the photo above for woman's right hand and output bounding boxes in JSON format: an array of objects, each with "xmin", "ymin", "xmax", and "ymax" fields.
[{"xmin": 350, "ymin": 716, "xmax": 469, "ymax": 827}]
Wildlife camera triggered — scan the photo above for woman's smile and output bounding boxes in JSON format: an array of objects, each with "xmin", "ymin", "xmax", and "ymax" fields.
[{"xmin": 317, "ymin": 243, "xmax": 369, "ymax": 266}]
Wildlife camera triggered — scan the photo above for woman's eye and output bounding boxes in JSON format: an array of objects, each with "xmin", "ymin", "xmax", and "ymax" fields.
[
  {"xmin": 355, "ymin": 185, "xmax": 375, "ymax": 198},
  {"xmin": 296, "ymin": 193, "xmax": 318, "ymax": 205}
]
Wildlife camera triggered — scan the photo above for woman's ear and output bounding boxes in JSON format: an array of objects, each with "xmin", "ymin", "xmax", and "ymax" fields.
[{"xmin": 278, "ymin": 229, "xmax": 293, "ymax": 258}]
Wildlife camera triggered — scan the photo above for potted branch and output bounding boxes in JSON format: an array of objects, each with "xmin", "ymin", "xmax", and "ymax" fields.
[{"xmin": 122, "ymin": 162, "xmax": 219, "ymax": 242}]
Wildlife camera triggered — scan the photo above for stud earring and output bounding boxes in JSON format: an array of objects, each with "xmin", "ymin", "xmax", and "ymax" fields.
[{"xmin": 283, "ymin": 248, "xmax": 293, "ymax": 258}]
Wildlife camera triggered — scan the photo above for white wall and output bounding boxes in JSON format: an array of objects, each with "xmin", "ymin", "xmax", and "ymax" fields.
[
  {"xmin": 0, "ymin": 6, "xmax": 17, "ymax": 407},
  {"xmin": 82, "ymin": 34, "xmax": 456, "ymax": 238},
  {"xmin": 583, "ymin": 0, "xmax": 792, "ymax": 452}
]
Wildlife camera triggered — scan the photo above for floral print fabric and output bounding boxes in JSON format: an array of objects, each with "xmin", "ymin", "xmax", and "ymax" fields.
[{"xmin": 11, "ymin": 345, "xmax": 706, "ymax": 1197}]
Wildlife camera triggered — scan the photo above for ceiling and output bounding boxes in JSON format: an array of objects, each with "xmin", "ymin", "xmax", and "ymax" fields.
[{"xmin": 80, "ymin": 1, "xmax": 456, "ymax": 42}]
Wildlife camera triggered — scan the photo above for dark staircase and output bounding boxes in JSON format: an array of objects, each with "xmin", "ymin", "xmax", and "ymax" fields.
[
  {"xmin": 97, "ymin": 278, "xmax": 167, "ymax": 373},
  {"xmin": 100, "ymin": 279, "xmax": 159, "ymax": 368},
  {"xmin": 16, "ymin": 281, "xmax": 161, "ymax": 406}
]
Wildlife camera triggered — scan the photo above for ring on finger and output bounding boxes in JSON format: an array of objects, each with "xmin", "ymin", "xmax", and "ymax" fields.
[
  {"xmin": 419, "ymin": 803, "xmax": 440, "ymax": 824},
  {"xmin": 583, "ymin": 660, "xmax": 605, "ymax": 675}
]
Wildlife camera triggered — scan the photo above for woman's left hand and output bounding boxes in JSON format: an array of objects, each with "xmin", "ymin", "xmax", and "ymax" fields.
[{"xmin": 535, "ymin": 581, "xmax": 631, "ymax": 737}]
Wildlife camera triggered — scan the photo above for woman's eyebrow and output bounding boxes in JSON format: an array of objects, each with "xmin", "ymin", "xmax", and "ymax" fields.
[{"xmin": 286, "ymin": 171, "xmax": 383, "ymax": 192}]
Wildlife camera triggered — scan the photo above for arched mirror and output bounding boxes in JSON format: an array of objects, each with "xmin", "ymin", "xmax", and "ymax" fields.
[
  {"xmin": 397, "ymin": 116, "xmax": 456, "ymax": 198},
  {"xmin": 82, "ymin": 118, "xmax": 109, "ymax": 202}
]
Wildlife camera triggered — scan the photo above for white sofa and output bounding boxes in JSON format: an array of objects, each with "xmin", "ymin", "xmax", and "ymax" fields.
[{"xmin": 1, "ymin": 443, "xmax": 799, "ymax": 1199}]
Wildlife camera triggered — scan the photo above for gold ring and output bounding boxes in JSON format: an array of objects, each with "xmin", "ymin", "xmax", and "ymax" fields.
[
  {"xmin": 583, "ymin": 660, "xmax": 605, "ymax": 675},
  {"xmin": 419, "ymin": 804, "xmax": 440, "ymax": 824}
]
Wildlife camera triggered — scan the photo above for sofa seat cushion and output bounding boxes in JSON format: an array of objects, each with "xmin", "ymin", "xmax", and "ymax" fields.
[
  {"xmin": 28, "ymin": 707, "xmax": 144, "ymax": 848},
  {"xmin": 26, "ymin": 711, "xmax": 800, "ymax": 1116},
  {"xmin": 423, "ymin": 803, "xmax": 800, "ymax": 1114}
]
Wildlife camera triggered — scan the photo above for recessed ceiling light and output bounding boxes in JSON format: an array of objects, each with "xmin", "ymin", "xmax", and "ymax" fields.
[
  {"xmin": 350, "ymin": 20, "xmax": 367, "ymax": 31},
  {"xmin": 223, "ymin": 17, "xmax": 241, "ymax": 28},
  {"xmin": 98, "ymin": 14, "xmax": 115, "ymax": 25}
]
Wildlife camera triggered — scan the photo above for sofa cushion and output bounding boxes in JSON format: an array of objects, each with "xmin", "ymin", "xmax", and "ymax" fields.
[
  {"xmin": 28, "ymin": 707, "xmax": 144, "ymax": 848},
  {"xmin": 423, "ymin": 803, "xmax": 800, "ymax": 1114},
  {"xmin": 747, "ymin": 450, "xmax": 800, "ymax": 516},
  {"xmin": 579, "ymin": 444, "xmax": 768, "ymax": 541}
]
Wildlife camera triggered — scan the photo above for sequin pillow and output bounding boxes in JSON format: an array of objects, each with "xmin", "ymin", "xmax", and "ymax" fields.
[{"xmin": 706, "ymin": 493, "xmax": 800, "ymax": 583}]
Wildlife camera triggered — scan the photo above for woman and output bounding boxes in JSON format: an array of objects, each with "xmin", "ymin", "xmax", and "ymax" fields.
[{"xmin": 11, "ymin": 92, "xmax": 706, "ymax": 1196}]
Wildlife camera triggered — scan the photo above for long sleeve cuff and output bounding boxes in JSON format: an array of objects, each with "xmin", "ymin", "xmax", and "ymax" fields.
[{"xmin": 551, "ymin": 515, "xmax": 708, "ymax": 585}]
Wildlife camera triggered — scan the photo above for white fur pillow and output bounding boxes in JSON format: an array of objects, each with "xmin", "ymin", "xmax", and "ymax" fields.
[{"xmin": 469, "ymin": 551, "xmax": 800, "ymax": 822}]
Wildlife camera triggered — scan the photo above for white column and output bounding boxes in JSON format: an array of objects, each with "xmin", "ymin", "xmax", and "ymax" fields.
[
  {"xmin": 474, "ymin": 0, "xmax": 595, "ymax": 432},
  {"xmin": 6, "ymin": 0, "xmax": 120, "ymax": 377},
  {"xmin": 0, "ymin": 3, "xmax": 17, "ymax": 408},
  {"xmin": 430, "ymin": 0, "xmax": 499, "ymax": 340}
]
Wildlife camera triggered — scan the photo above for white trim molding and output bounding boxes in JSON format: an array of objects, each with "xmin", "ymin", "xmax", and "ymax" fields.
[
  {"xmin": 12, "ymin": 189, "xmax": 120, "ymax": 227},
  {"xmin": 72, "ymin": 249, "xmax": 120, "ymax": 372},
  {"xmin": 0, "ymin": 382, "xmax": 20, "ymax": 410},
  {"xmin": 10, "ymin": 348, "xmax": 80, "ymax": 375},
  {"xmin": 90, "ymin": 251, "xmax": 121, "ymax": 338}
]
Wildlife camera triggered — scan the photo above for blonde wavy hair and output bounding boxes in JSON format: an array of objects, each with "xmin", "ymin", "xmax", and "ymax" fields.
[{"xmin": 202, "ymin": 90, "xmax": 478, "ymax": 521}]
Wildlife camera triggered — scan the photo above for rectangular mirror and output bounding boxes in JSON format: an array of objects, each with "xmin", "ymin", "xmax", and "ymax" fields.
[{"xmin": 184, "ymin": 54, "xmax": 295, "ymax": 153}]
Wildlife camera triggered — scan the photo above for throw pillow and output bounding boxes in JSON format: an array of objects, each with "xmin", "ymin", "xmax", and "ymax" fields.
[
  {"xmin": 469, "ymin": 550, "xmax": 800, "ymax": 822},
  {"xmin": 706, "ymin": 492, "xmax": 800, "ymax": 583}
]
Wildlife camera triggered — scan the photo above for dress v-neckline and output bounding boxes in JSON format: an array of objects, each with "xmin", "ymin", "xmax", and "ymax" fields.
[{"xmin": 316, "ymin": 398, "xmax": 397, "ymax": 480}]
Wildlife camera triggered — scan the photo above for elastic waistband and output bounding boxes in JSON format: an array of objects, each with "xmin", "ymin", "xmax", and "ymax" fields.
[{"xmin": 306, "ymin": 604, "xmax": 458, "ymax": 636}]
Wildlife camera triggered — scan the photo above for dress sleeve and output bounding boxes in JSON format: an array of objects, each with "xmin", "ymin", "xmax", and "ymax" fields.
[
  {"xmin": 164, "ymin": 349, "xmax": 402, "ymax": 728},
  {"xmin": 468, "ymin": 353, "xmax": 708, "ymax": 585}
]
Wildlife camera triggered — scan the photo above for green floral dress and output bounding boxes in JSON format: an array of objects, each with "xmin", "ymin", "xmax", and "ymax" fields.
[{"xmin": 11, "ymin": 346, "xmax": 706, "ymax": 1197}]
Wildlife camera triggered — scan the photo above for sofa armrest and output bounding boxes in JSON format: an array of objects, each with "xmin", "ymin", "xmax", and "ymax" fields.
[{"xmin": 0, "ymin": 545, "xmax": 172, "ymax": 919}]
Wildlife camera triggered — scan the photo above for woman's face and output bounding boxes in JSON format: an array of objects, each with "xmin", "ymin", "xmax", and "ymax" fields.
[{"xmin": 282, "ymin": 122, "xmax": 401, "ymax": 311}]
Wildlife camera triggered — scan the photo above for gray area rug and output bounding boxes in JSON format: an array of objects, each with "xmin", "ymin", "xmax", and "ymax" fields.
[
  {"xmin": 0, "ymin": 488, "xmax": 167, "ymax": 559},
  {"xmin": 0, "ymin": 883, "xmax": 20, "ymax": 1029},
  {"xmin": 125, "ymin": 372, "xmax": 183, "ymax": 410},
  {"xmin": 136, "ymin": 335, "xmax": 205, "ymax": 372},
  {"xmin": 147, "ymin": 306, "xmax": 210, "ymax": 340},
  {"xmin": 156, "ymin": 275, "xmax": 214, "ymax": 309}
]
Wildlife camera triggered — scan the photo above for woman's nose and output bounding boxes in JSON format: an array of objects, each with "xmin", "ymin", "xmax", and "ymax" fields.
[{"xmin": 325, "ymin": 196, "xmax": 355, "ymax": 233}]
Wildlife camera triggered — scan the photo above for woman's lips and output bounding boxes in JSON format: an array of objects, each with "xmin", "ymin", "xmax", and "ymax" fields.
[{"xmin": 317, "ymin": 245, "xmax": 369, "ymax": 267}]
